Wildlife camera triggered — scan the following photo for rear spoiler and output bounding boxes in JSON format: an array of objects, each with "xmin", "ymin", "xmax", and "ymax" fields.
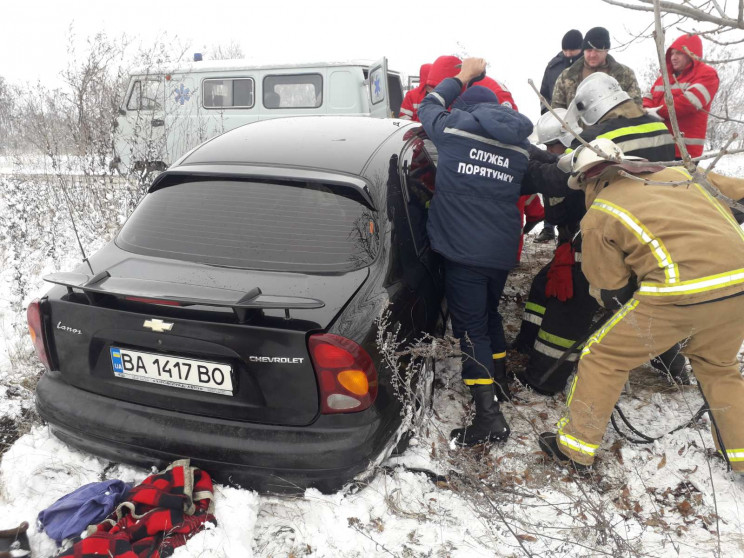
[{"xmin": 43, "ymin": 271, "xmax": 324, "ymax": 322}]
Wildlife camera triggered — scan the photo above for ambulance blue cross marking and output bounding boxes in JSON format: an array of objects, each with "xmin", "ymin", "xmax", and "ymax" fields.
[{"xmin": 174, "ymin": 84, "xmax": 191, "ymax": 105}]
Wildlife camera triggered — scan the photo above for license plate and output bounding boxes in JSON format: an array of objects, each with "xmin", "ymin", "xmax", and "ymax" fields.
[{"xmin": 110, "ymin": 347, "xmax": 233, "ymax": 396}]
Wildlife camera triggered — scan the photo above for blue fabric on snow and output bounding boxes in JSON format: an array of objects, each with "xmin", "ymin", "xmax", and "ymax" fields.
[{"xmin": 37, "ymin": 479, "xmax": 130, "ymax": 545}]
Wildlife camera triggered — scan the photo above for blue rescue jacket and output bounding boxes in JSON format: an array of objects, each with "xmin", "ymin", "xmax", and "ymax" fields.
[{"xmin": 418, "ymin": 78, "xmax": 533, "ymax": 270}]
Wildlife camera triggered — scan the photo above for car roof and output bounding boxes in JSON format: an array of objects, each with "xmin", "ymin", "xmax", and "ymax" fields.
[{"xmin": 174, "ymin": 116, "xmax": 417, "ymax": 176}]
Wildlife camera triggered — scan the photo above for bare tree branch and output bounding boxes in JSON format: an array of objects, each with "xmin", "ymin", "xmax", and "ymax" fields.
[
  {"xmin": 602, "ymin": 0, "xmax": 744, "ymax": 28},
  {"xmin": 652, "ymin": 0, "xmax": 695, "ymax": 169}
]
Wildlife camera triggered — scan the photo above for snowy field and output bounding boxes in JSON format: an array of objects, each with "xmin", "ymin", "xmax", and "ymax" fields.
[{"xmin": 2, "ymin": 154, "xmax": 744, "ymax": 557}]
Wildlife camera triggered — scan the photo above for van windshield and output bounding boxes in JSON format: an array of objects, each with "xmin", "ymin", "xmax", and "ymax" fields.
[{"xmin": 116, "ymin": 180, "xmax": 378, "ymax": 272}]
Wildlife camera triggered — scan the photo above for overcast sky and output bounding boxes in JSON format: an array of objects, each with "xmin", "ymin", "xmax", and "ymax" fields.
[{"xmin": 4, "ymin": 0, "xmax": 676, "ymax": 121}]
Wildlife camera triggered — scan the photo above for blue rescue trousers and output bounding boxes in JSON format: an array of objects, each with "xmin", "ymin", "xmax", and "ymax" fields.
[{"xmin": 444, "ymin": 259, "xmax": 510, "ymax": 384}]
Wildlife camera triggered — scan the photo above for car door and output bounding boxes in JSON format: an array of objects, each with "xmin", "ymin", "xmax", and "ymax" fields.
[
  {"xmin": 367, "ymin": 58, "xmax": 391, "ymax": 118},
  {"xmin": 114, "ymin": 75, "xmax": 167, "ymax": 170},
  {"xmin": 398, "ymin": 130, "xmax": 444, "ymax": 334}
]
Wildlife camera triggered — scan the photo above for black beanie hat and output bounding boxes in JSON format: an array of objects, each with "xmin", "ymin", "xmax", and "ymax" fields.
[
  {"xmin": 562, "ymin": 30, "xmax": 583, "ymax": 51},
  {"xmin": 583, "ymin": 27, "xmax": 611, "ymax": 50}
]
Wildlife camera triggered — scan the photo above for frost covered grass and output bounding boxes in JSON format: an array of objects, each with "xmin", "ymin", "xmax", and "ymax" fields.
[{"xmin": 2, "ymin": 157, "xmax": 744, "ymax": 556}]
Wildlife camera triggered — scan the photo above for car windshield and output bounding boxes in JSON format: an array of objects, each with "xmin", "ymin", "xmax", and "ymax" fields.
[{"xmin": 116, "ymin": 180, "xmax": 378, "ymax": 272}]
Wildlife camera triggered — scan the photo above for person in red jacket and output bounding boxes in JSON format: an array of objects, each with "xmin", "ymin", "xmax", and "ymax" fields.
[
  {"xmin": 399, "ymin": 63, "xmax": 431, "ymax": 121},
  {"xmin": 643, "ymin": 33, "xmax": 719, "ymax": 158},
  {"xmin": 426, "ymin": 55, "xmax": 518, "ymax": 110}
]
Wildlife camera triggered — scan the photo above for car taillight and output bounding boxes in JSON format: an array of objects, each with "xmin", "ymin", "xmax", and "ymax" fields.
[
  {"xmin": 27, "ymin": 299, "xmax": 51, "ymax": 370},
  {"xmin": 308, "ymin": 333, "xmax": 378, "ymax": 414}
]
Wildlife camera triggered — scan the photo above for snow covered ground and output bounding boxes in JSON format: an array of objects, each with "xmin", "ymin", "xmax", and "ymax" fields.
[{"xmin": 2, "ymin": 155, "xmax": 744, "ymax": 557}]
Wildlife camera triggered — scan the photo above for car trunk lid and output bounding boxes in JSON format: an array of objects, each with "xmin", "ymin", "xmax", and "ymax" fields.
[{"xmin": 43, "ymin": 261, "xmax": 368, "ymax": 426}]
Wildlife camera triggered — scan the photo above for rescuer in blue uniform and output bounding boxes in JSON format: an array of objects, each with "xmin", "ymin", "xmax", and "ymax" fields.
[{"xmin": 418, "ymin": 57, "xmax": 533, "ymax": 446}]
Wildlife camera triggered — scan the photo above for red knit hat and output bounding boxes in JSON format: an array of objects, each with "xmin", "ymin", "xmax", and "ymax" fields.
[{"xmin": 426, "ymin": 56, "xmax": 462, "ymax": 87}]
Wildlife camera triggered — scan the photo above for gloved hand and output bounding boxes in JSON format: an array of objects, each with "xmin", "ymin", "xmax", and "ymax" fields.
[
  {"xmin": 645, "ymin": 105, "xmax": 663, "ymax": 121},
  {"xmin": 545, "ymin": 242, "xmax": 575, "ymax": 301}
]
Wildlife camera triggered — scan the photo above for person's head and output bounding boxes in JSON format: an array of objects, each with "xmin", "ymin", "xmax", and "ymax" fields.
[
  {"xmin": 535, "ymin": 108, "xmax": 575, "ymax": 152},
  {"xmin": 455, "ymin": 86, "xmax": 500, "ymax": 109},
  {"xmin": 666, "ymin": 34, "xmax": 702, "ymax": 76},
  {"xmin": 669, "ymin": 48, "xmax": 693, "ymax": 74},
  {"xmin": 426, "ymin": 55, "xmax": 462, "ymax": 90},
  {"xmin": 563, "ymin": 138, "xmax": 634, "ymax": 189},
  {"xmin": 583, "ymin": 27, "xmax": 611, "ymax": 68},
  {"xmin": 568, "ymin": 72, "xmax": 630, "ymax": 126},
  {"xmin": 562, "ymin": 29, "xmax": 583, "ymax": 58}
]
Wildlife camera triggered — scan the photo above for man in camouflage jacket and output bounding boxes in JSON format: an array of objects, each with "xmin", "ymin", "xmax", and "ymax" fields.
[{"xmin": 551, "ymin": 27, "xmax": 642, "ymax": 110}]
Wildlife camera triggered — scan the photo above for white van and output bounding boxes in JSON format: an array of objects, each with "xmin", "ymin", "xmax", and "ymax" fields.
[{"xmin": 113, "ymin": 57, "xmax": 404, "ymax": 171}]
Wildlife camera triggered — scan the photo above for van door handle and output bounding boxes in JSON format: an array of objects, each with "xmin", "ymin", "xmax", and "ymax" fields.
[{"xmin": 151, "ymin": 119, "xmax": 164, "ymax": 127}]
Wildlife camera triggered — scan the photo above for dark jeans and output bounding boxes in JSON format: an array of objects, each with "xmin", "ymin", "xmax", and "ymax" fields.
[{"xmin": 444, "ymin": 259, "xmax": 510, "ymax": 383}]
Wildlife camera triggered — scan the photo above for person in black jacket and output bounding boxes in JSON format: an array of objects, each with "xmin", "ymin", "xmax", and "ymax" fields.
[
  {"xmin": 539, "ymin": 30, "xmax": 584, "ymax": 114},
  {"xmin": 419, "ymin": 57, "xmax": 534, "ymax": 447},
  {"xmin": 536, "ymin": 29, "xmax": 583, "ymax": 242}
]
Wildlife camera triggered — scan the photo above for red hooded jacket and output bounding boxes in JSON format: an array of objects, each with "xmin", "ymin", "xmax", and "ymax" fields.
[
  {"xmin": 399, "ymin": 63, "xmax": 431, "ymax": 121},
  {"xmin": 643, "ymin": 34, "xmax": 719, "ymax": 157}
]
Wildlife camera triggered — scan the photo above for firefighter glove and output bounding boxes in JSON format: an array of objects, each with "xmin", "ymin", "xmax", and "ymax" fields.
[{"xmin": 545, "ymin": 242, "xmax": 575, "ymax": 301}]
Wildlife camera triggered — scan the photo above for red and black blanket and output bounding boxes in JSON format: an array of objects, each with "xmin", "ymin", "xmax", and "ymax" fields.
[{"xmin": 60, "ymin": 459, "xmax": 216, "ymax": 558}]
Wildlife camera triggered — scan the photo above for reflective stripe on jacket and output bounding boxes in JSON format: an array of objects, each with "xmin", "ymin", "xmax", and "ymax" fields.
[
  {"xmin": 580, "ymin": 167, "xmax": 744, "ymax": 305},
  {"xmin": 642, "ymin": 34, "xmax": 720, "ymax": 158}
]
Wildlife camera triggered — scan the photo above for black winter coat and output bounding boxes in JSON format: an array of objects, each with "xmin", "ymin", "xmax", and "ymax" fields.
[{"xmin": 539, "ymin": 52, "xmax": 583, "ymax": 113}]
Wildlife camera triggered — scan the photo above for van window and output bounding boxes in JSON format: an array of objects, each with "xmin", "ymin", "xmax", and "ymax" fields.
[
  {"xmin": 126, "ymin": 79, "xmax": 162, "ymax": 111},
  {"xmin": 263, "ymin": 74, "xmax": 322, "ymax": 109},
  {"xmin": 203, "ymin": 78, "xmax": 255, "ymax": 108}
]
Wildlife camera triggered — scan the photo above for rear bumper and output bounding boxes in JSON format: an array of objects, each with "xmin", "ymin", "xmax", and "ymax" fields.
[{"xmin": 36, "ymin": 370, "xmax": 400, "ymax": 493}]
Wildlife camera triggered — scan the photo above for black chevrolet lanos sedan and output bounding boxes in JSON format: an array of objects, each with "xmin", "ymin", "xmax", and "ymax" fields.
[{"xmin": 30, "ymin": 116, "xmax": 444, "ymax": 493}]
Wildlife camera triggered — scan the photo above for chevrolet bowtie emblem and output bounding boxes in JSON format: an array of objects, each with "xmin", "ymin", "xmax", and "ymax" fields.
[{"xmin": 143, "ymin": 319, "xmax": 174, "ymax": 333}]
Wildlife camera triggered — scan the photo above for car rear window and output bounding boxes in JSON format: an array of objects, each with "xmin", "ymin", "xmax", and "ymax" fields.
[{"xmin": 116, "ymin": 180, "xmax": 378, "ymax": 272}]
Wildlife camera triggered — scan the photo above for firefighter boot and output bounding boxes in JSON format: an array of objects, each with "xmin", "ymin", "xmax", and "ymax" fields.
[
  {"xmin": 451, "ymin": 384, "xmax": 510, "ymax": 447},
  {"xmin": 538, "ymin": 432, "xmax": 590, "ymax": 473},
  {"xmin": 651, "ymin": 345, "xmax": 690, "ymax": 385},
  {"xmin": 492, "ymin": 358, "xmax": 511, "ymax": 402},
  {"xmin": 533, "ymin": 226, "xmax": 556, "ymax": 243}
]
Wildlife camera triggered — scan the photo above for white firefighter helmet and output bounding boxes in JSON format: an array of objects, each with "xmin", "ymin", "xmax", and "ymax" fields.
[
  {"xmin": 561, "ymin": 137, "xmax": 641, "ymax": 189},
  {"xmin": 568, "ymin": 73, "xmax": 631, "ymax": 126},
  {"xmin": 534, "ymin": 108, "xmax": 579, "ymax": 147}
]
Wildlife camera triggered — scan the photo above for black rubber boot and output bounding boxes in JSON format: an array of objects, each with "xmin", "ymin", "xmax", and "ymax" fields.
[
  {"xmin": 538, "ymin": 432, "xmax": 590, "ymax": 472},
  {"xmin": 492, "ymin": 358, "xmax": 511, "ymax": 402},
  {"xmin": 533, "ymin": 227, "xmax": 556, "ymax": 243},
  {"xmin": 451, "ymin": 384, "xmax": 510, "ymax": 447},
  {"xmin": 0, "ymin": 521, "xmax": 30, "ymax": 557},
  {"xmin": 651, "ymin": 345, "xmax": 690, "ymax": 385}
]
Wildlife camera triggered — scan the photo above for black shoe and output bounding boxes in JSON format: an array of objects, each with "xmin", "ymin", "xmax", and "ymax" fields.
[
  {"xmin": 651, "ymin": 345, "xmax": 691, "ymax": 385},
  {"xmin": 492, "ymin": 358, "xmax": 511, "ymax": 403},
  {"xmin": 0, "ymin": 522, "xmax": 30, "ymax": 557},
  {"xmin": 451, "ymin": 384, "xmax": 510, "ymax": 447},
  {"xmin": 538, "ymin": 432, "xmax": 590, "ymax": 472},
  {"xmin": 533, "ymin": 227, "xmax": 556, "ymax": 243}
]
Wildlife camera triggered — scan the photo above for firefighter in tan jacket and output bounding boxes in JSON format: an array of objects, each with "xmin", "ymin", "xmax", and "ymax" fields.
[{"xmin": 539, "ymin": 137, "xmax": 744, "ymax": 471}]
